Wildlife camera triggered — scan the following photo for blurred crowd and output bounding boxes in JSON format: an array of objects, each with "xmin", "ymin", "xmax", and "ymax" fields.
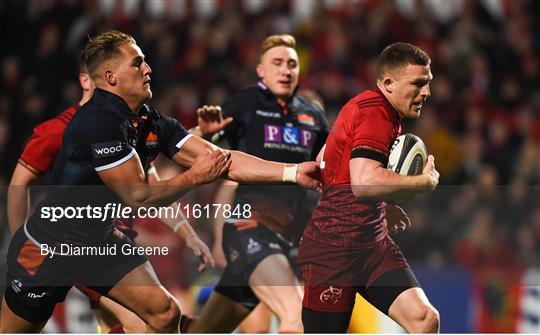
[{"xmin": 0, "ymin": 0, "xmax": 539, "ymax": 290}]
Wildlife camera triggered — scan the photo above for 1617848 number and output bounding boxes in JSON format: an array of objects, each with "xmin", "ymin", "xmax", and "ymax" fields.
[{"xmin": 182, "ymin": 203, "xmax": 252, "ymax": 219}]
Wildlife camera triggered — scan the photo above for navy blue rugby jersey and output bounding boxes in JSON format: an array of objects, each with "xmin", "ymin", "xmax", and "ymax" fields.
[
  {"xmin": 25, "ymin": 88, "xmax": 190, "ymax": 246},
  {"xmin": 219, "ymin": 82, "xmax": 329, "ymax": 242}
]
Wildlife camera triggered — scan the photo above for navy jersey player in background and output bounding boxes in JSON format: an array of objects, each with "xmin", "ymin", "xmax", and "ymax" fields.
[{"xmin": 189, "ymin": 34, "xmax": 329, "ymax": 333}]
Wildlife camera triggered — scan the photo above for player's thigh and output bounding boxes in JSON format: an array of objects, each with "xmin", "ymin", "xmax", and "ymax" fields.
[
  {"xmin": 97, "ymin": 295, "xmax": 147, "ymax": 333},
  {"xmin": 0, "ymin": 298, "xmax": 47, "ymax": 333},
  {"xmin": 105, "ymin": 261, "xmax": 179, "ymax": 322},
  {"xmin": 249, "ymin": 254, "xmax": 303, "ymax": 316},
  {"xmin": 238, "ymin": 303, "xmax": 272, "ymax": 333},
  {"xmin": 360, "ymin": 266, "xmax": 419, "ymax": 313},
  {"xmin": 188, "ymin": 292, "xmax": 251, "ymax": 333}
]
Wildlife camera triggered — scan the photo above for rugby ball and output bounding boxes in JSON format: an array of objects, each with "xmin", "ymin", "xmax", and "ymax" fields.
[{"xmin": 387, "ymin": 134, "xmax": 427, "ymax": 176}]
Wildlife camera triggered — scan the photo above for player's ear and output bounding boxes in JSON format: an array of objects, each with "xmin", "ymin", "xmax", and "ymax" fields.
[
  {"xmin": 382, "ymin": 76, "xmax": 395, "ymax": 94},
  {"xmin": 256, "ymin": 63, "xmax": 264, "ymax": 79},
  {"xmin": 105, "ymin": 70, "xmax": 117, "ymax": 86},
  {"xmin": 79, "ymin": 73, "xmax": 92, "ymax": 91}
]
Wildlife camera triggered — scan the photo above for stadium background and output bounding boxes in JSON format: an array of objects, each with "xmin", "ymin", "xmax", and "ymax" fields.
[{"xmin": 0, "ymin": 0, "xmax": 538, "ymax": 332}]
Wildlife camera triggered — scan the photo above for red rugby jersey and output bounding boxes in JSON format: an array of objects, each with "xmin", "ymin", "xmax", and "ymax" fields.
[
  {"xmin": 303, "ymin": 89, "xmax": 402, "ymax": 247},
  {"xmin": 19, "ymin": 105, "xmax": 78, "ymax": 174}
]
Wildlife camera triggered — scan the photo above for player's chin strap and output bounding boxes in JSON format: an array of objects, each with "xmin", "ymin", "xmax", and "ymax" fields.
[{"xmin": 282, "ymin": 164, "xmax": 298, "ymax": 183}]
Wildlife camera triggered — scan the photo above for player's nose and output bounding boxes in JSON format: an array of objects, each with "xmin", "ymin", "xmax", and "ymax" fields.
[{"xmin": 420, "ymin": 84, "xmax": 431, "ymax": 98}]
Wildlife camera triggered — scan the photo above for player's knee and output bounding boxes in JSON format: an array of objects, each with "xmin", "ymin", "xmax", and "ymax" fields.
[
  {"xmin": 424, "ymin": 306, "xmax": 440, "ymax": 333},
  {"xmin": 279, "ymin": 307, "xmax": 303, "ymax": 332},
  {"xmin": 147, "ymin": 297, "xmax": 181, "ymax": 332},
  {"xmin": 412, "ymin": 304, "xmax": 439, "ymax": 333}
]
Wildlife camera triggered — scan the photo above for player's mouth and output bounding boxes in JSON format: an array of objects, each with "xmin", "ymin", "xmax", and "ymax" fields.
[
  {"xmin": 144, "ymin": 79, "xmax": 151, "ymax": 87},
  {"xmin": 412, "ymin": 101, "xmax": 423, "ymax": 111},
  {"xmin": 278, "ymin": 80, "xmax": 292, "ymax": 88}
]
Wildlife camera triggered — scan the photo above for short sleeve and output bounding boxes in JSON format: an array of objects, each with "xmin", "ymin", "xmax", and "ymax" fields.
[
  {"xmin": 78, "ymin": 113, "xmax": 136, "ymax": 172},
  {"xmin": 19, "ymin": 120, "xmax": 64, "ymax": 174},
  {"xmin": 157, "ymin": 115, "xmax": 192, "ymax": 158},
  {"xmin": 350, "ymin": 106, "xmax": 395, "ymax": 164}
]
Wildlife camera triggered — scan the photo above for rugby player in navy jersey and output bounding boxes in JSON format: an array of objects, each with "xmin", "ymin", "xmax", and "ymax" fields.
[{"xmin": 189, "ymin": 34, "xmax": 329, "ymax": 333}]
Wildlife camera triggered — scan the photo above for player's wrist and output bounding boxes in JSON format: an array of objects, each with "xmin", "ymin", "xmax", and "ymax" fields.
[
  {"xmin": 189, "ymin": 126, "xmax": 205, "ymax": 138},
  {"xmin": 282, "ymin": 164, "xmax": 298, "ymax": 183},
  {"xmin": 417, "ymin": 174, "xmax": 433, "ymax": 193},
  {"xmin": 173, "ymin": 219, "xmax": 189, "ymax": 234}
]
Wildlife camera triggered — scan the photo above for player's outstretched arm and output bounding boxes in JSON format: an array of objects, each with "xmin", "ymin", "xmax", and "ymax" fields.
[
  {"xmin": 350, "ymin": 155, "xmax": 439, "ymax": 201},
  {"xmin": 173, "ymin": 135, "xmax": 321, "ymax": 190},
  {"xmin": 98, "ymin": 148, "xmax": 231, "ymax": 208},
  {"xmin": 7, "ymin": 163, "xmax": 39, "ymax": 235}
]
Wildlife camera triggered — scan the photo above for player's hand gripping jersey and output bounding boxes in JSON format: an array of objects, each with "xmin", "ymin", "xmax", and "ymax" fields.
[{"xmin": 303, "ymin": 89, "xmax": 402, "ymax": 247}]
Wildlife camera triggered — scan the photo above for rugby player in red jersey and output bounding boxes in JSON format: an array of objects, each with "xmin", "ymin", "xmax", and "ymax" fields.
[{"xmin": 299, "ymin": 42, "xmax": 440, "ymax": 333}]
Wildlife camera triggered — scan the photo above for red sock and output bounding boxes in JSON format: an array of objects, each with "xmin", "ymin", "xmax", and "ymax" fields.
[{"xmin": 108, "ymin": 323, "xmax": 124, "ymax": 333}]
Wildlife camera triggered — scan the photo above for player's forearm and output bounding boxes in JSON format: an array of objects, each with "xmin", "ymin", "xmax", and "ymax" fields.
[
  {"xmin": 227, "ymin": 151, "xmax": 288, "ymax": 184},
  {"xmin": 7, "ymin": 185, "xmax": 30, "ymax": 236},
  {"xmin": 126, "ymin": 172, "xmax": 199, "ymax": 208},
  {"xmin": 145, "ymin": 165, "xmax": 198, "ymax": 238},
  {"xmin": 351, "ymin": 166, "xmax": 430, "ymax": 201}
]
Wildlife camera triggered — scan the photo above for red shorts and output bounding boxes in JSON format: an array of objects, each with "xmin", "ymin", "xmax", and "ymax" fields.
[{"xmin": 299, "ymin": 235, "xmax": 410, "ymax": 312}]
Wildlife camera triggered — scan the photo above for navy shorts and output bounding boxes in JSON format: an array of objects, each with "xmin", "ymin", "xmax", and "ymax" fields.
[
  {"xmin": 4, "ymin": 225, "xmax": 146, "ymax": 323},
  {"xmin": 214, "ymin": 223, "xmax": 294, "ymax": 309}
]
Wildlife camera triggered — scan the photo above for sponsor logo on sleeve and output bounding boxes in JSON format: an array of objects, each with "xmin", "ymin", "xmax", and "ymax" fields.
[{"xmin": 91, "ymin": 141, "xmax": 125, "ymax": 159}]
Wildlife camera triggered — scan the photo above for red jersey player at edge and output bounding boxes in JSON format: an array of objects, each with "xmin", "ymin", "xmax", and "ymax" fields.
[{"xmin": 299, "ymin": 42, "xmax": 440, "ymax": 333}]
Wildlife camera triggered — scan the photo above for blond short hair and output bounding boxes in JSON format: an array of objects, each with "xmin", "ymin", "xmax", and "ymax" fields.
[
  {"xmin": 259, "ymin": 34, "xmax": 296, "ymax": 59},
  {"xmin": 84, "ymin": 30, "xmax": 136, "ymax": 79}
]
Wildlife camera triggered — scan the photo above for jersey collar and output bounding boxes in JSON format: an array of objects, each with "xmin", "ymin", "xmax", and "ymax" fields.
[
  {"xmin": 256, "ymin": 81, "xmax": 299, "ymax": 103},
  {"xmin": 94, "ymin": 88, "xmax": 138, "ymax": 121}
]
